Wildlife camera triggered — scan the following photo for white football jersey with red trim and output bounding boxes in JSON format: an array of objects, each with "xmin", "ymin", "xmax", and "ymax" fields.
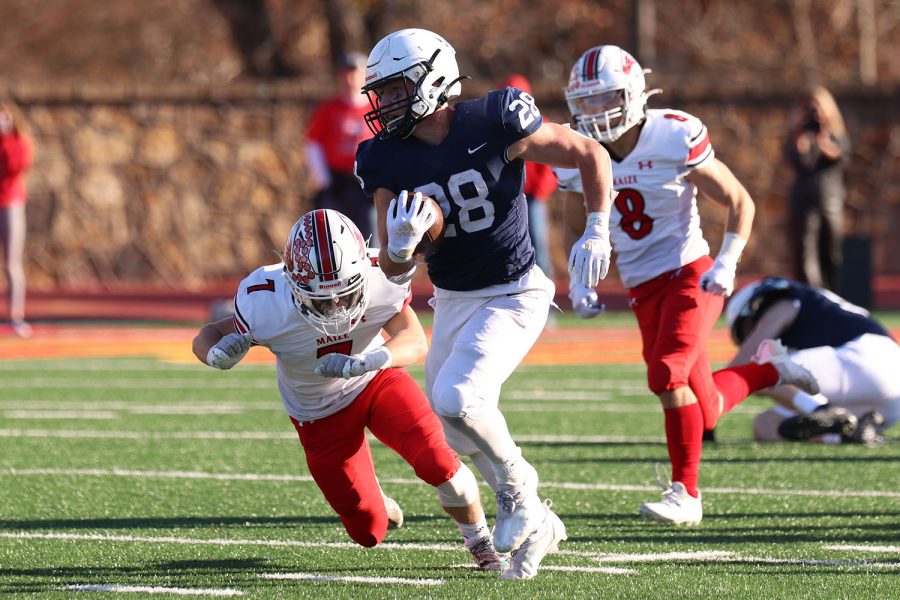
[
  {"xmin": 232, "ymin": 249, "xmax": 411, "ymax": 421},
  {"xmin": 556, "ymin": 109, "xmax": 715, "ymax": 288}
]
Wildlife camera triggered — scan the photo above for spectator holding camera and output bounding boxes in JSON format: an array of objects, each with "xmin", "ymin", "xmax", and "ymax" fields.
[{"xmin": 785, "ymin": 86, "xmax": 850, "ymax": 291}]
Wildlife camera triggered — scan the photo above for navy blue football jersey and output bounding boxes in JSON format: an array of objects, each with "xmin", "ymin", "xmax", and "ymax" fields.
[
  {"xmin": 741, "ymin": 277, "xmax": 891, "ymax": 349},
  {"xmin": 355, "ymin": 87, "xmax": 542, "ymax": 291}
]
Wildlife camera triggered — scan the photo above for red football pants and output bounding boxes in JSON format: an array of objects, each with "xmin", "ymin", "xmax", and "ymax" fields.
[
  {"xmin": 629, "ymin": 256, "xmax": 724, "ymax": 429},
  {"xmin": 290, "ymin": 368, "xmax": 460, "ymax": 547}
]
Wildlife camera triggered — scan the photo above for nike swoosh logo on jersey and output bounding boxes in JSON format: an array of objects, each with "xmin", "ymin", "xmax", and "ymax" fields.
[{"xmin": 467, "ymin": 143, "xmax": 487, "ymax": 154}]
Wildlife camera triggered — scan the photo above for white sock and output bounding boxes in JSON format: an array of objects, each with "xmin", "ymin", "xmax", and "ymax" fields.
[
  {"xmin": 459, "ymin": 519, "xmax": 491, "ymax": 546},
  {"xmin": 792, "ymin": 391, "xmax": 828, "ymax": 414}
]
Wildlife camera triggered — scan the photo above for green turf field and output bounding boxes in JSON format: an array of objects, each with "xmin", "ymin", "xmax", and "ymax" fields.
[{"xmin": 1, "ymin": 340, "xmax": 898, "ymax": 598}]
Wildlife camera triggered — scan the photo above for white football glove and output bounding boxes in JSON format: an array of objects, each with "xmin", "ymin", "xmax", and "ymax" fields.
[
  {"xmin": 315, "ymin": 347, "xmax": 393, "ymax": 379},
  {"xmin": 700, "ymin": 233, "xmax": 746, "ymax": 297},
  {"xmin": 569, "ymin": 211, "xmax": 611, "ymax": 288},
  {"xmin": 568, "ymin": 281, "xmax": 605, "ymax": 319},
  {"xmin": 699, "ymin": 259, "xmax": 737, "ymax": 297},
  {"xmin": 386, "ymin": 190, "xmax": 436, "ymax": 263},
  {"xmin": 206, "ymin": 332, "xmax": 252, "ymax": 370}
]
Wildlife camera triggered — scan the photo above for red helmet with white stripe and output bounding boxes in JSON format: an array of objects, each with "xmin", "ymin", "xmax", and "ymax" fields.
[
  {"xmin": 564, "ymin": 45, "xmax": 661, "ymax": 143},
  {"xmin": 282, "ymin": 209, "xmax": 370, "ymax": 336}
]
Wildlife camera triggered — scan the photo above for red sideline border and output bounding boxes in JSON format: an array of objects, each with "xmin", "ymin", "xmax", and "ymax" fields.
[{"xmin": 5, "ymin": 275, "xmax": 900, "ymax": 323}]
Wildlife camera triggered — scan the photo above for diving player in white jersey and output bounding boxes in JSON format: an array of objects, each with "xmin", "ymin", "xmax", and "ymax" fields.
[
  {"xmin": 354, "ymin": 28, "xmax": 615, "ymax": 579},
  {"xmin": 556, "ymin": 45, "xmax": 819, "ymax": 525},
  {"xmin": 726, "ymin": 277, "xmax": 899, "ymax": 445},
  {"xmin": 192, "ymin": 209, "xmax": 506, "ymax": 570}
]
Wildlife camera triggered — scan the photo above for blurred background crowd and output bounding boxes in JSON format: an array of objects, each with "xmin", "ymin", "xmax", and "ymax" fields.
[{"xmin": 0, "ymin": 0, "xmax": 897, "ymax": 324}]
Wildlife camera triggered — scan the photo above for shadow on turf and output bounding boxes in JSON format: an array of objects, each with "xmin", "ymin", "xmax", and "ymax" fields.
[
  {"xmin": 0, "ymin": 557, "xmax": 481, "ymax": 595},
  {"xmin": 560, "ymin": 511, "xmax": 900, "ymax": 545},
  {"xmin": 0, "ymin": 559, "xmax": 271, "ymax": 596},
  {"xmin": 0, "ymin": 514, "xmax": 340, "ymax": 530}
]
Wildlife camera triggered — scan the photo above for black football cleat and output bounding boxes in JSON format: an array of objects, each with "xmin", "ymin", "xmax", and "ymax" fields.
[
  {"xmin": 777, "ymin": 404, "xmax": 858, "ymax": 441},
  {"xmin": 842, "ymin": 410, "xmax": 886, "ymax": 446}
]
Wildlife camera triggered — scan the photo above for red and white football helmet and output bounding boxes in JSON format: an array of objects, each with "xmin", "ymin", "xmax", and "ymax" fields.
[
  {"xmin": 362, "ymin": 28, "xmax": 464, "ymax": 139},
  {"xmin": 564, "ymin": 45, "xmax": 661, "ymax": 143},
  {"xmin": 282, "ymin": 209, "xmax": 370, "ymax": 336}
]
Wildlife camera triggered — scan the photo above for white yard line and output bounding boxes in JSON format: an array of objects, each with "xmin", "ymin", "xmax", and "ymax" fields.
[
  {"xmin": 3, "ymin": 411, "xmax": 118, "ymax": 420},
  {"xmin": 5, "ymin": 533, "xmax": 896, "ymax": 572},
  {"xmin": 449, "ymin": 563, "xmax": 635, "ymax": 574},
  {"xmin": 1, "ymin": 378, "xmax": 276, "ymax": 389},
  {"xmin": 503, "ymin": 391, "xmax": 613, "ymax": 401},
  {"xmin": 0, "ymin": 429, "xmax": 296, "ymax": 440},
  {"xmin": 0, "ymin": 401, "xmax": 263, "ymax": 411},
  {"xmin": 259, "ymin": 572, "xmax": 443, "ymax": 586},
  {"xmin": 824, "ymin": 544, "xmax": 900, "ymax": 553},
  {"xmin": 502, "ymin": 404, "xmax": 665, "ymax": 413},
  {"xmin": 572, "ymin": 550, "xmax": 735, "ymax": 562},
  {"xmin": 5, "ymin": 466, "xmax": 900, "ymax": 499},
  {"xmin": 0, "ymin": 429, "xmax": 665, "ymax": 443},
  {"xmin": 65, "ymin": 584, "xmax": 243, "ymax": 596}
]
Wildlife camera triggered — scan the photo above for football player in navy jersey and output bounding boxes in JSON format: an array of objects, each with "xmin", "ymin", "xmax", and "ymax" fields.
[
  {"xmin": 726, "ymin": 277, "xmax": 899, "ymax": 445},
  {"xmin": 354, "ymin": 28, "xmax": 615, "ymax": 580},
  {"xmin": 192, "ymin": 209, "xmax": 506, "ymax": 570}
]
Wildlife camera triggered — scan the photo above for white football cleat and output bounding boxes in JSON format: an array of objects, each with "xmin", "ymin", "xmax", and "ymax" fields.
[
  {"xmin": 640, "ymin": 481, "xmax": 703, "ymax": 525},
  {"xmin": 383, "ymin": 494, "xmax": 403, "ymax": 530},
  {"xmin": 465, "ymin": 535, "xmax": 509, "ymax": 571},
  {"xmin": 501, "ymin": 500, "xmax": 567, "ymax": 580},
  {"xmin": 493, "ymin": 460, "xmax": 541, "ymax": 553},
  {"xmin": 752, "ymin": 339, "xmax": 820, "ymax": 395}
]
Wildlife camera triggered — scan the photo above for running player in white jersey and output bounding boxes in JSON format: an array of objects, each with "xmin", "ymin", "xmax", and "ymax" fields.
[
  {"xmin": 726, "ymin": 277, "xmax": 899, "ymax": 445},
  {"xmin": 192, "ymin": 209, "xmax": 505, "ymax": 570},
  {"xmin": 355, "ymin": 28, "xmax": 615, "ymax": 578},
  {"xmin": 557, "ymin": 46, "xmax": 819, "ymax": 525}
]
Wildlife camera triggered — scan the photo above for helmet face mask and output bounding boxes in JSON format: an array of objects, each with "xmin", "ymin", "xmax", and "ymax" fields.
[
  {"xmin": 724, "ymin": 281, "xmax": 763, "ymax": 344},
  {"xmin": 564, "ymin": 45, "xmax": 660, "ymax": 144},
  {"xmin": 362, "ymin": 28, "xmax": 462, "ymax": 139},
  {"xmin": 282, "ymin": 209, "xmax": 370, "ymax": 336}
]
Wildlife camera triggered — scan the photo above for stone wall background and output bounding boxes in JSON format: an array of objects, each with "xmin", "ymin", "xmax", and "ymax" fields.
[{"xmin": 0, "ymin": 0, "xmax": 896, "ymax": 291}]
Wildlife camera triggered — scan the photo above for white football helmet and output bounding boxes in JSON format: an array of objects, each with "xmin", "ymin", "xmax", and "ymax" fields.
[
  {"xmin": 282, "ymin": 209, "xmax": 370, "ymax": 336},
  {"xmin": 362, "ymin": 28, "xmax": 464, "ymax": 139},
  {"xmin": 564, "ymin": 45, "xmax": 661, "ymax": 143}
]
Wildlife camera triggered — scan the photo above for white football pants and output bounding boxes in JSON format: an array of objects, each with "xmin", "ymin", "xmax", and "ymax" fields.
[
  {"xmin": 425, "ymin": 279, "xmax": 552, "ymax": 462},
  {"xmin": 790, "ymin": 333, "xmax": 900, "ymax": 427}
]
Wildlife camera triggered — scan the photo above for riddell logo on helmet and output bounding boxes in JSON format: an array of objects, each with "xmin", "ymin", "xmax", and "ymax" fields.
[
  {"xmin": 366, "ymin": 73, "xmax": 379, "ymax": 82},
  {"xmin": 319, "ymin": 281, "xmax": 342, "ymax": 290}
]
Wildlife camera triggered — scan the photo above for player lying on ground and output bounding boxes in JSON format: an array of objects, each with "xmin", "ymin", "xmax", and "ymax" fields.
[
  {"xmin": 192, "ymin": 209, "xmax": 506, "ymax": 570},
  {"xmin": 726, "ymin": 276, "xmax": 899, "ymax": 445}
]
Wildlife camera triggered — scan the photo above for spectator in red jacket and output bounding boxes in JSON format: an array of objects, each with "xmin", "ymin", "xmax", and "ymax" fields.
[
  {"xmin": 0, "ymin": 100, "xmax": 33, "ymax": 338},
  {"xmin": 500, "ymin": 75, "xmax": 559, "ymax": 280},
  {"xmin": 304, "ymin": 52, "xmax": 375, "ymax": 241}
]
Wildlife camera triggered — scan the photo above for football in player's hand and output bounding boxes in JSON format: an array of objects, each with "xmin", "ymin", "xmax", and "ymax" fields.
[{"xmin": 411, "ymin": 194, "xmax": 445, "ymax": 256}]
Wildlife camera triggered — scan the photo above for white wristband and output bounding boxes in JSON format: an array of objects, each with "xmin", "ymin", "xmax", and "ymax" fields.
[
  {"xmin": 388, "ymin": 262, "xmax": 418, "ymax": 285},
  {"xmin": 362, "ymin": 346, "xmax": 393, "ymax": 371},
  {"xmin": 586, "ymin": 211, "xmax": 610, "ymax": 231},
  {"xmin": 387, "ymin": 248, "xmax": 414, "ymax": 264},
  {"xmin": 716, "ymin": 233, "xmax": 746, "ymax": 268}
]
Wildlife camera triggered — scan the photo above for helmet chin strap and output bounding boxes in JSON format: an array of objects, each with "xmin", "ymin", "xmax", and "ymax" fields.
[{"xmin": 436, "ymin": 75, "xmax": 471, "ymax": 107}]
